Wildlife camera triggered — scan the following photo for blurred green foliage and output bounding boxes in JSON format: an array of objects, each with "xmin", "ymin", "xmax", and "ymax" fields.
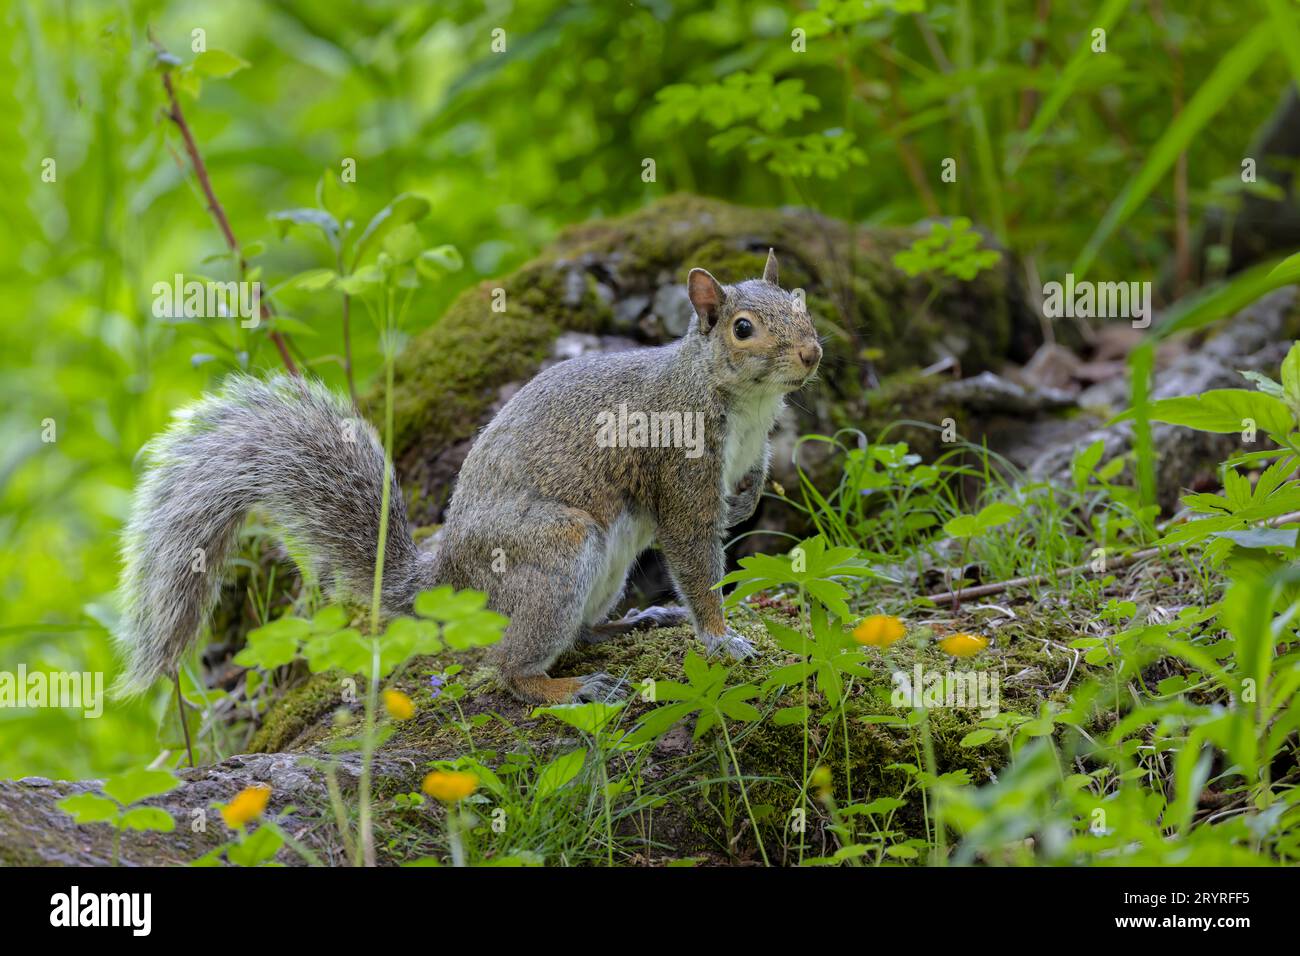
[{"xmin": 0, "ymin": 0, "xmax": 1292, "ymax": 779}]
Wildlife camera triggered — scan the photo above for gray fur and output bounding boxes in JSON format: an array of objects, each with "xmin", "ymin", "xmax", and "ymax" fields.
[
  {"xmin": 116, "ymin": 255, "xmax": 821, "ymax": 704},
  {"xmin": 115, "ymin": 376, "xmax": 430, "ymax": 695}
]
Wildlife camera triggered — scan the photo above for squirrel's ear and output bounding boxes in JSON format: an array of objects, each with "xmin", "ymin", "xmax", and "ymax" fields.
[
  {"xmin": 762, "ymin": 248, "xmax": 779, "ymax": 286},
  {"xmin": 687, "ymin": 268, "xmax": 726, "ymax": 333}
]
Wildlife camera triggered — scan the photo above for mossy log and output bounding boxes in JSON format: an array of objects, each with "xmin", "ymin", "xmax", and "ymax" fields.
[
  {"xmin": 1, "ymin": 601, "xmax": 1099, "ymax": 866},
  {"xmin": 378, "ymin": 194, "xmax": 1041, "ymax": 524}
]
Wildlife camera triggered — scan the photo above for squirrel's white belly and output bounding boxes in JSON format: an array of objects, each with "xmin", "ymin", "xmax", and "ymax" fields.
[
  {"xmin": 582, "ymin": 510, "xmax": 656, "ymax": 625},
  {"xmin": 722, "ymin": 395, "xmax": 783, "ymax": 489}
]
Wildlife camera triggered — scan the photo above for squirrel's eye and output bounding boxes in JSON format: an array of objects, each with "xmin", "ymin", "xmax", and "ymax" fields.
[{"xmin": 733, "ymin": 318, "xmax": 754, "ymax": 340}]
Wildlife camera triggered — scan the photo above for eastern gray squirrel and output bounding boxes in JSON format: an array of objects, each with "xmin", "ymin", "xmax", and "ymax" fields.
[{"xmin": 116, "ymin": 250, "xmax": 822, "ymax": 704}]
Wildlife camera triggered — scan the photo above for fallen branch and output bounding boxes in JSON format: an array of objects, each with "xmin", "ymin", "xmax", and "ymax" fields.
[
  {"xmin": 924, "ymin": 509, "xmax": 1300, "ymax": 606},
  {"xmin": 152, "ymin": 37, "xmax": 298, "ymax": 377}
]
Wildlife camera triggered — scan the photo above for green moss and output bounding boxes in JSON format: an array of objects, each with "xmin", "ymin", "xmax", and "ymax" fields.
[
  {"xmin": 848, "ymin": 367, "xmax": 965, "ymax": 455},
  {"xmin": 247, "ymin": 671, "xmax": 347, "ymax": 753}
]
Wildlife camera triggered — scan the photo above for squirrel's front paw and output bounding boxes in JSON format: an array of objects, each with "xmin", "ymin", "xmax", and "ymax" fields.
[{"xmin": 702, "ymin": 627, "xmax": 757, "ymax": 660}]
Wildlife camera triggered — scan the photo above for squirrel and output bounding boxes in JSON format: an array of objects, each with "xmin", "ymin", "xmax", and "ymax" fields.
[{"xmin": 115, "ymin": 250, "xmax": 822, "ymax": 705}]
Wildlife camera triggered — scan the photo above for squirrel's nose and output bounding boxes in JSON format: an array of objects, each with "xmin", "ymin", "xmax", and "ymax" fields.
[{"xmin": 798, "ymin": 343, "xmax": 822, "ymax": 370}]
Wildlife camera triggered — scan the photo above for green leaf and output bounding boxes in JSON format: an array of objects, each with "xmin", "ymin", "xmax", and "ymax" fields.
[
  {"xmin": 377, "ymin": 617, "xmax": 442, "ymax": 674},
  {"xmin": 622, "ymin": 701, "xmax": 695, "ymax": 746},
  {"xmin": 1264, "ymin": 0, "xmax": 1300, "ymax": 100},
  {"xmin": 282, "ymin": 268, "xmax": 339, "ymax": 293},
  {"xmin": 234, "ymin": 616, "xmax": 309, "ymax": 670},
  {"xmin": 58, "ymin": 792, "xmax": 120, "ymax": 824},
  {"xmin": 1269, "ymin": 250, "xmax": 1300, "ymax": 287},
  {"xmin": 382, "ymin": 222, "xmax": 423, "ymax": 265},
  {"xmin": 943, "ymin": 514, "xmax": 980, "ymax": 537},
  {"xmin": 227, "ymin": 825, "xmax": 284, "ymax": 867},
  {"xmin": 1155, "ymin": 259, "xmax": 1292, "ymax": 342},
  {"xmin": 974, "ymin": 502, "xmax": 1020, "ymax": 529},
  {"xmin": 717, "ymin": 685, "xmax": 761, "ymax": 722},
  {"xmin": 1117, "ymin": 389, "xmax": 1293, "ymax": 437},
  {"xmin": 761, "ymin": 661, "xmax": 816, "ymax": 692},
  {"xmin": 1210, "ymin": 528, "xmax": 1299, "ymax": 550},
  {"xmin": 157, "ymin": 680, "xmax": 204, "ymax": 754},
  {"xmin": 1240, "ymin": 370, "xmax": 1285, "ymax": 397},
  {"xmin": 843, "ymin": 796, "xmax": 907, "ymax": 816},
  {"xmin": 120, "ymin": 806, "xmax": 176, "ymax": 832},
  {"xmin": 351, "ymin": 194, "xmax": 431, "ymax": 270},
  {"xmin": 1071, "ymin": 439, "xmax": 1106, "ymax": 491},
  {"xmin": 268, "ymin": 208, "xmax": 339, "ymax": 243},
  {"xmin": 960, "ymin": 728, "xmax": 998, "ymax": 747},
  {"xmin": 772, "ymin": 705, "xmax": 809, "ymax": 726},
  {"xmin": 1020, "ymin": 717, "xmax": 1055, "ymax": 737},
  {"xmin": 192, "ymin": 50, "xmax": 250, "ymax": 79},
  {"xmin": 317, "ymin": 170, "xmax": 357, "ymax": 221},
  {"xmin": 312, "ymin": 605, "xmax": 349, "ymax": 633},
  {"xmin": 334, "ymin": 264, "xmax": 383, "ymax": 296},
  {"xmin": 267, "ymin": 315, "xmax": 317, "ymax": 337},
  {"xmin": 103, "ymin": 768, "xmax": 180, "ymax": 806},
  {"xmin": 533, "ymin": 701, "xmax": 625, "ymax": 736},
  {"xmin": 535, "ymin": 748, "xmax": 586, "ymax": 798},
  {"xmin": 416, "ymin": 245, "xmax": 464, "ymax": 279},
  {"xmin": 764, "ymin": 619, "xmax": 809, "ymax": 655},
  {"xmin": 682, "ymin": 650, "xmax": 711, "ymax": 687},
  {"xmin": 1170, "ymin": 736, "xmax": 1214, "ymax": 835},
  {"xmin": 1283, "ymin": 341, "xmax": 1300, "ymax": 407},
  {"xmin": 302, "ymin": 628, "xmax": 372, "ymax": 675},
  {"xmin": 804, "ymin": 578, "xmax": 851, "ymax": 618}
]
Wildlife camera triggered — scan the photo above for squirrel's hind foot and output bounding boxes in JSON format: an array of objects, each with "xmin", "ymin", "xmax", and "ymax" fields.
[
  {"xmin": 504, "ymin": 671, "xmax": 626, "ymax": 704},
  {"xmin": 581, "ymin": 605, "xmax": 689, "ymax": 644},
  {"xmin": 574, "ymin": 671, "xmax": 627, "ymax": 702}
]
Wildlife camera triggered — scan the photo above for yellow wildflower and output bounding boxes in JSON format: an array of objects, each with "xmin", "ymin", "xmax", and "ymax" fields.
[
  {"xmin": 383, "ymin": 688, "xmax": 415, "ymax": 721},
  {"xmin": 853, "ymin": 614, "xmax": 906, "ymax": 648},
  {"xmin": 422, "ymin": 770, "xmax": 478, "ymax": 803},
  {"xmin": 938, "ymin": 633, "xmax": 989, "ymax": 657},
  {"xmin": 221, "ymin": 785, "xmax": 271, "ymax": 829}
]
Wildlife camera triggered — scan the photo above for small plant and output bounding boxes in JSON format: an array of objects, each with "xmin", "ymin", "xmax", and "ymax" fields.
[
  {"xmin": 57, "ymin": 768, "xmax": 180, "ymax": 867},
  {"xmin": 892, "ymin": 217, "xmax": 1002, "ymax": 282}
]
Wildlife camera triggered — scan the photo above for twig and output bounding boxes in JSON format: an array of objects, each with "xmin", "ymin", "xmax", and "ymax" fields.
[
  {"xmin": 913, "ymin": 13, "xmax": 952, "ymax": 73},
  {"xmin": 1016, "ymin": 0, "xmax": 1051, "ymax": 131},
  {"xmin": 875, "ymin": 43, "xmax": 940, "ymax": 217},
  {"xmin": 928, "ymin": 546, "xmax": 1160, "ymax": 605},
  {"xmin": 152, "ymin": 37, "xmax": 298, "ymax": 376},
  {"xmin": 338, "ymin": 248, "xmax": 359, "ymax": 407},
  {"xmin": 1149, "ymin": 0, "xmax": 1192, "ymax": 294},
  {"xmin": 924, "ymin": 509, "xmax": 1300, "ymax": 604},
  {"xmin": 173, "ymin": 672, "xmax": 194, "ymax": 767}
]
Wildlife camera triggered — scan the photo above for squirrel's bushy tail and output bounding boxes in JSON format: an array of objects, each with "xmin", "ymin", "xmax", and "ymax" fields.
[{"xmin": 115, "ymin": 373, "xmax": 434, "ymax": 696}]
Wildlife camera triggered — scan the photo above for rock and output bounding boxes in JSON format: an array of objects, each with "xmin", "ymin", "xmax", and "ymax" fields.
[
  {"xmin": 611, "ymin": 293, "xmax": 650, "ymax": 331},
  {"xmin": 1028, "ymin": 287, "xmax": 1300, "ymax": 507},
  {"xmin": 651, "ymin": 283, "xmax": 694, "ymax": 337},
  {"xmin": 1021, "ymin": 342, "xmax": 1083, "ymax": 392},
  {"xmin": 936, "ymin": 370, "xmax": 1075, "ymax": 415}
]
